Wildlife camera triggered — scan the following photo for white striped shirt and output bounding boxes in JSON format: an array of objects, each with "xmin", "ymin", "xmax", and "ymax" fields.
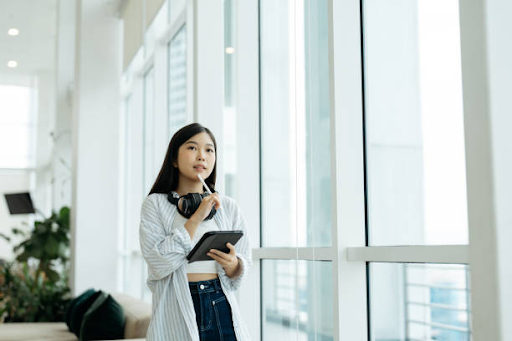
[{"xmin": 139, "ymin": 191, "xmax": 252, "ymax": 341}]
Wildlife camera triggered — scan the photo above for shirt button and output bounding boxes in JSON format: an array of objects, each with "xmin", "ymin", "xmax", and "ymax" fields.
[
  {"xmin": 212, "ymin": 301, "xmax": 216, "ymax": 305},
  {"xmin": 200, "ymin": 284, "xmax": 205, "ymax": 290}
]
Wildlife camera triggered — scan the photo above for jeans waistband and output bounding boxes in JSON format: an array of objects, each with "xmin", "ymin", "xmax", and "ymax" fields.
[{"xmin": 188, "ymin": 278, "xmax": 222, "ymax": 294}]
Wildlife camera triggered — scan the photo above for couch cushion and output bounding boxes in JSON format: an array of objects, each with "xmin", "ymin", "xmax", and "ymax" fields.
[
  {"xmin": 0, "ymin": 322, "xmax": 78, "ymax": 341},
  {"xmin": 79, "ymin": 292, "xmax": 125, "ymax": 341},
  {"xmin": 110, "ymin": 292, "xmax": 151, "ymax": 339},
  {"xmin": 64, "ymin": 288, "xmax": 96, "ymax": 331},
  {"xmin": 69, "ymin": 290, "xmax": 103, "ymax": 336}
]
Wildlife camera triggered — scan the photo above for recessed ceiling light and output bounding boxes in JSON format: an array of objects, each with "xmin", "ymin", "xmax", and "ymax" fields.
[
  {"xmin": 7, "ymin": 28, "xmax": 19, "ymax": 36},
  {"xmin": 7, "ymin": 60, "xmax": 18, "ymax": 68},
  {"xmin": 225, "ymin": 47, "xmax": 235, "ymax": 54}
]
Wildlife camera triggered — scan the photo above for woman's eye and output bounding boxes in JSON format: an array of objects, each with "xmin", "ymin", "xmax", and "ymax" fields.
[
  {"xmin": 208, "ymin": 149, "xmax": 214, "ymax": 153},
  {"xmin": 188, "ymin": 146, "xmax": 196, "ymax": 150}
]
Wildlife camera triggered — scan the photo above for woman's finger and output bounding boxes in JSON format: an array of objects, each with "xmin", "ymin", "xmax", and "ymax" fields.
[
  {"xmin": 207, "ymin": 252, "xmax": 228, "ymax": 266},
  {"xmin": 226, "ymin": 243, "xmax": 236, "ymax": 255},
  {"xmin": 208, "ymin": 249, "xmax": 230, "ymax": 261}
]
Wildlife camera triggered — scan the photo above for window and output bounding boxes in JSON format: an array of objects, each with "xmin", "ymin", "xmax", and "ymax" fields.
[
  {"xmin": 260, "ymin": 0, "xmax": 331, "ymax": 248},
  {"xmin": 363, "ymin": 0, "xmax": 467, "ymax": 246},
  {"xmin": 168, "ymin": 25, "xmax": 187, "ymax": 138},
  {"xmin": 370, "ymin": 263, "xmax": 470, "ymax": 340},
  {"xmin": 0, "ymin": 85, "xmax": 37, "ymax": 169},
  {"xmin": 119, "ymin": 1, "xmax": 189, "ymax": 303},
  {"xmin": 259, "ymin": 1, "xmax": 333, "ymax": 340}
]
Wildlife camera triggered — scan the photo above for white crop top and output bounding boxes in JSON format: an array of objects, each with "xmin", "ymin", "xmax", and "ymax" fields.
[{"xmin": 172, "ymin": 212, "xmax": 219, "ymax": 274}]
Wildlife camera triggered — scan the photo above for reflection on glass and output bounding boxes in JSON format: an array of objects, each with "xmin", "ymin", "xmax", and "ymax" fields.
[
  {"xmin": 370, "ymin": 263, "xmax": 471, "ymax": 341},
  {"xmin": 260, "ymin": 0, "xmax": 331, "ymax": 247},
  {"xmin": 262, "ymin": 260, "xmax": 333, "ymax": 340},
  {"xmin": 363, "ymin": 0, "xmax": 468, "ymax": 246},
  {"xmin": 168, "ymin": 25, "xmax": 187, "ymax": 138}
]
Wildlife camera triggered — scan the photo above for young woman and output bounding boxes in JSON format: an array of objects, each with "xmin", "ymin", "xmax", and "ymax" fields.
[{"xmin": 139, "ymin": 123, "xmax": 252, "ymax": 341}]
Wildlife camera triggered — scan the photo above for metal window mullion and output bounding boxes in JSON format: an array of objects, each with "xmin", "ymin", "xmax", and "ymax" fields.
[
  {"xmin": 347, "ymin": 245, "xmax": 469, "ymax": 264},
  {"xmin": 253, "ymin": 247, "xmax": 335, "ymax": 261}
]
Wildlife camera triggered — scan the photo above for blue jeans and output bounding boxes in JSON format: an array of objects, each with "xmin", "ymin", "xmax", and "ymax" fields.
[{"xmin": 189, "ymin": 278, "xmax": 237, "ymax": 341}]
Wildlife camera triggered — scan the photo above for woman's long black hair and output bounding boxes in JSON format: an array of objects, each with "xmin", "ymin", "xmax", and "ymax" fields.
[{"xmin": 148, "ymin": 123, "xmax": 217, "ymax": 196}]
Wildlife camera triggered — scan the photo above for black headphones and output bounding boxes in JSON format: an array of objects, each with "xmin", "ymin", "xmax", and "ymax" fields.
[{"xmin": 167, "ymin": 191, "xmax": 217, "ymax": 221}]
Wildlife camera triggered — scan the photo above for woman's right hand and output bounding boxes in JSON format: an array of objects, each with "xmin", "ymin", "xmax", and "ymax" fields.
[{"xmin": 190, "ymin": 193, "xmax": 221, "ymax": 222}]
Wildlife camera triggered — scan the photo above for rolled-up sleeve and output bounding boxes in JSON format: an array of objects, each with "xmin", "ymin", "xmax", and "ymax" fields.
[
  {"xmin": 139, "ymin": 195, "xmax": 193, "ymax": 282},
  {"xmin": 218, "ymin": 202, "xmax": 252, "ymax": 291}
]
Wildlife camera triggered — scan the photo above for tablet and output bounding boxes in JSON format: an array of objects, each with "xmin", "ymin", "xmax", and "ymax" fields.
[{"xmin": 187, "ymin": 230, "xmax": 244, "ymax": 263}]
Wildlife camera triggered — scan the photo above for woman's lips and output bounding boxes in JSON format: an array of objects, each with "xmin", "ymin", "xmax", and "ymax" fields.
[{"xmin": 194, "ymin": 166, "xmax": 206, "ymax": 172}]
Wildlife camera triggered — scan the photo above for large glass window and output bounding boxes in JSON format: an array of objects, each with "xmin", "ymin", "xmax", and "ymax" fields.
[
  {"xmin": 168, "ymin": 25, "xmax": 187, "ymax": 138},
  {"xmin": 259, "ymin": 0, "xmax": 333, "ymax": 340},
  {"xmin": 0, "ymin": 85, "xmax": 37, "ymax": 168},
  {"xmin": 262, "ymin": 260, "xmax": 334, "ymax": 340},
  {"xmin": 362, "ymin": 1, "xmax": 472, "ymax": 339},
  {"xmin": 370, "ymin": 263, "xmax": 471, "ymax": 340},
  {"xmin": 260, "ymin": 0, "xmax": 331, "ymax": 248},
  {"xmin": 363, "ymin": 0, "xmax": 467, "ymax": 246}
]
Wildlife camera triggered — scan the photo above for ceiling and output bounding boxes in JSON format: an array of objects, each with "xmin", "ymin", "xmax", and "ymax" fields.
[{"xmin": 0, "ymin": 0, "xmax": 57, "ymax": 82}]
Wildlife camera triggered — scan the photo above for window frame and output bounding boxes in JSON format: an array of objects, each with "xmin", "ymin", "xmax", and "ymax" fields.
[{"xmin": 240, "ymin": 0, "xmax": 496, "ymax": 340}]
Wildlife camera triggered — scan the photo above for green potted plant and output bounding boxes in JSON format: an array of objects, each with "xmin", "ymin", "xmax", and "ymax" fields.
[{"xmin": 0, "ymin": 206, "xmax": 72, "ymax": 323}]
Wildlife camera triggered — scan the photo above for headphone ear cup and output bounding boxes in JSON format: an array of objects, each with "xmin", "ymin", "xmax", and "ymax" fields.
[{"xmin": 191, "ymin": 193, "xmax": 202, "ymax": 209}]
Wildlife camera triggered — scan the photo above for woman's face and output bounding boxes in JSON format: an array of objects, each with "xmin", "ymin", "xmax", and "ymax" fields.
[{"xmin": 174, "ymin": 132, "xmax": 216, "ymax": 182}]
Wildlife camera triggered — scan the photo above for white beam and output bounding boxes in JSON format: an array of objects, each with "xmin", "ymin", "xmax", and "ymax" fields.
[
  {"xmin": 253, "ymin": 247, "xmax": 334, "ymax": 261},
  {"xmin": 347, "ymin": 246, "xmax": 469, "ymax": 264}
]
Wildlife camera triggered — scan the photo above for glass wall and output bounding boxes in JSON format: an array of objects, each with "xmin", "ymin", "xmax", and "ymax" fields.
[
  {"xmin": 260, "ymin": 0, "xmax": 331, "ymax": 248},
  {"xmin": 119, "ymin": 1, "xmax": 188, "ymax": 303},
  {"xmin": 262, "ymin": 260, "xmax": 334, "ymax": 340},
  {"xmin": 168, "ymin": 25, "xmax": 187, "ymax": 138},
  {"xmin": 370, "ymin": 263, "xmax": 470, "ymax": 341},
  {"xmin": 259, "ymin": 0, "xmax": 333, "ymax": 340},
  {"xmin": 363, "ymin": 0, "xmax": 467, "ymax": 246},
  {"xmin": 362, "ymin": 0, "xmax": 472, "ymax": 339}
]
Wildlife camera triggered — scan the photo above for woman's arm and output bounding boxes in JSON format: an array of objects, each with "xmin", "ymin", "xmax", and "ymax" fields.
[{"xmin": 139, "ymin": 195, "xmax": 192, "ymax": 281}]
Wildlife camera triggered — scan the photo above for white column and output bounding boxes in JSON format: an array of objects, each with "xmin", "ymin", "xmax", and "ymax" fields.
[
  {"xmin": 484, "ymin": 0, "xmax": 512, "ymax": 339},
  {"xmin": 193, "ymin": 0, "xmax": 224, "ymax": 191},
  {"xmin": 460, "ymin": 0, "xmax": 512, "ymax": 339},
  {"xmin": 236, "ymin": 0, "xmax": 261, "ymax": 340},
  {"xmin": 70, "ymin": 0, "xmax": 122, "ymax": 295}
]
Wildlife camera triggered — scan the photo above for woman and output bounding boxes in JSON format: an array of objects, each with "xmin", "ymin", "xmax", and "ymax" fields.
[{"xmin": 139, "ymin": 123, "xmax": 252, "ymax": 341}]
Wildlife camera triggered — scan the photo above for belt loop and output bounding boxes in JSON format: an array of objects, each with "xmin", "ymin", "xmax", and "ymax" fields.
[{"xmin": 214, "ymin": 278, "xmax": 222, "ymax": 291}]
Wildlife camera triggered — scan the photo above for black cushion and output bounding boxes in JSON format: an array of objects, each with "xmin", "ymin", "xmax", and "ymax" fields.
[
  {"xmin": 80, "ymin": 292, "xmax": 125, "ymax": 341},
  {"xmin": 64, "ymin": 288, "xmax": 96, "ymax": 332},
  {"xmin": 69, "ymin": 290, "xmax": 103, "ymax": 336}
]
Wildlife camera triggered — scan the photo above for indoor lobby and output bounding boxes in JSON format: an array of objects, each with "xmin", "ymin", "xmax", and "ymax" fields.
[{"xmin": 0, "ymin": 0, "xmax": 511, "ymax": 340}]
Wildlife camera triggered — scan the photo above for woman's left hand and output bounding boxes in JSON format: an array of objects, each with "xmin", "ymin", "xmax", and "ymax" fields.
[{"xmin": 207, "ymin": 243, "xmax": 241, "ymax": 278}]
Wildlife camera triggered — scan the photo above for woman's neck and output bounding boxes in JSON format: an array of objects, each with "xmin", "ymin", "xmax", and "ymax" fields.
[{"xmin": 175, "ymin": 178, "xmax": 205, "ymax": 197}]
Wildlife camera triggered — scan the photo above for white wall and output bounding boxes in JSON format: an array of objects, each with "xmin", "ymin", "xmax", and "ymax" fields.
[{"xmin": 70, "ymin": 0, "xmax": 122, "ymax": 295}]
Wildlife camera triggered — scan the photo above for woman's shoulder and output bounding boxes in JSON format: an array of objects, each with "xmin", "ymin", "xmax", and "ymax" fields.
[{"xmin": 141, "ymin": 192, "xmax": 168, "ymax": 212}]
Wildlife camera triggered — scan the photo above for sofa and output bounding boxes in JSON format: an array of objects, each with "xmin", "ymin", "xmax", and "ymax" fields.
[{"xmin": 0, "ymin": 292, "xmax": 151, "ymax": 341}]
